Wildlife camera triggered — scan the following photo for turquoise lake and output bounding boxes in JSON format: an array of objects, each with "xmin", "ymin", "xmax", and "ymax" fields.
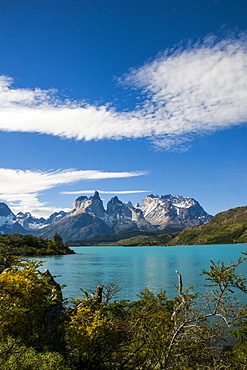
[{"xmin": 34, "ymin": 244, "xmax": 247, "ymax": 302}]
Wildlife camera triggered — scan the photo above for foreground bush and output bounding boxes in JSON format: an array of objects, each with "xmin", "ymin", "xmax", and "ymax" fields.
[
  {"xmin": 0, "ymin": 244, "xmax": 246, "ymax": 369},
  {"xmin": 0, "ymin": 337, "xmax": 70, "ymax": 370}
]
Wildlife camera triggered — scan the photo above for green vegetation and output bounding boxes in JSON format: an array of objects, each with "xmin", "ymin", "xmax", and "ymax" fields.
[
  {"xmin": 70, "ymin": 205, "xmax": 247, "ymax": 247},
  {"xmin": 0, "ymin": 232, "xmax": 74, "ymax": 259},
  {"xmin": 0, "ymin": 244, "xmax": 247, "ymax": 369},
  {"xmin": 97, "ymin": 233, "xmax": 178, "ymax": 246},
  {"xmin": 69, "ymin": 227, "xmax": 183, "ymax": 246},
  {"xmin": 169, "ymin": 205, "xmax": 247, "ymax": 245},
  {"xmin": 0, "ymin": 252, "xmax": 70, "ymax": 369}
]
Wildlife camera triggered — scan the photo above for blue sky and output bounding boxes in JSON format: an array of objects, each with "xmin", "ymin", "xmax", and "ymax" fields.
[{"xmin": 0, "ymin": 0, "xmax": 247, "ymax": 218}]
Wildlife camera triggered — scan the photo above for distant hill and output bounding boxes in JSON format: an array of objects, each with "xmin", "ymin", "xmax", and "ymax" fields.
[
  {"xmin": 94, "ymin": 233, "xmax": 179, "ymax": 247},
  {"xmin": 69, "ymin": 226, "xmax": 183, "ymax": 246},
  {"xmin": 169, "ymin": 205, "xmax": 247, "ymax": 245}
]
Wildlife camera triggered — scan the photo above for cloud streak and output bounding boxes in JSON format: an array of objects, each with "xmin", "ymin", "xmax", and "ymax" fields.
[
  {"xmin": 0, "ymin": 32, "xmax": 247, "ymax": 150},
  {"xmin": 61, "ymin": 190, "xmax": 150, "ymax": 195},
  {"xmin": 0, "ymin": 168, "xmax": 146, "ymax": 217}
]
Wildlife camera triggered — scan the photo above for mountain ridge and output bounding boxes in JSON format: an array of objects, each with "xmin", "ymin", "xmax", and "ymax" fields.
[
  {"xmin": 0, "ymin": 192, "xmax": 212, "ymax": 241},
  {"xmin": 34, "ymin": 192, "xmax": 212, "ymax": 241}
]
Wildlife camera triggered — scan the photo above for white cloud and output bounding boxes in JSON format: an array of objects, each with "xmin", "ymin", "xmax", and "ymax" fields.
[
  {"xmin": 0, "ymin": 32, "xmax": 247, "ymax": 150},
  {"xmin": 0, "ymin": 168, "xmax": 147, "ymax": 217},
  {"xmin": 61, "ymin": 190, "xmax": 150, "ymax": 195}
]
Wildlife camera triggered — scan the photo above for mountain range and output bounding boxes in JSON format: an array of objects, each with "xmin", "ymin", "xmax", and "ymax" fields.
[
  {"xmin": 0, "ymin": 191, "xmax": 212, "ymax": 242},
  {"xmin": 0, "ymin": 202, "xmax": 67, "ymax": 235}
]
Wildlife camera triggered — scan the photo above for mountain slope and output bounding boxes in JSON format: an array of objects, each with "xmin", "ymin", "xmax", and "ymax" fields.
[
  {"xmin": 169, "ymin": 205, "xmax": 247, "ymax": 245},
  {"xmin": 16, "ymin": 211, "xmax": 67, "ymax": 231},
  {"xmin": 36, "ymin": 212, "xmax": 113, "ymax": 241},
  {"xmin": 0, "ymin": 203, "xmax": 27, "ymax": 234},
  {"xmin": 16, "ymin": 212, "xmax": 46, "ymax": 230}
]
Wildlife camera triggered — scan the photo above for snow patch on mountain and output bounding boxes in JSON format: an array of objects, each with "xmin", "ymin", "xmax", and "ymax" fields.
[
  {"xmin": 138, "ymin": 194, "xmax": 212, "ymax": 228},
  {"xmin": 0, "ymin": 203, "xmax": 16, "ymax": 229},
  {"xmin": 0, "ymin": 215, "xmax": 15, "ymax": 228}
]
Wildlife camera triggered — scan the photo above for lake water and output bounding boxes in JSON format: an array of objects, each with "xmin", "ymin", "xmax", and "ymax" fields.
[{"xmin": 34, "ymin": 244, "xmax": 247, "ymax": 302}]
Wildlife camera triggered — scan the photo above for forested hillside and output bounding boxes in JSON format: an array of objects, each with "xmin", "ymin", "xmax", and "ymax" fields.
[{"xmin": 169, "ymin": 205, "xmax": 247, "ymax": 245}]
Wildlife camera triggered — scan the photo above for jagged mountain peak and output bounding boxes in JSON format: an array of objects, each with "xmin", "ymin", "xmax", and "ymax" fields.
[
  {"xmin": 16, "ymin": 211, "xmax": 29, "ymax": 217},
  {"xmin": 139, "ymin": 193, "xmax": 212, "ymax": 229},
  {"xmin": 90, "ymin": 190, "xmax": 101, "ymax": 200},
  {"xmin": 125, "ymin": 201, "xmax": 133, "ymax": 208},
  {"xmin": 106, "ymin": 196, "xmax": 132, "ymax": 218},
  {"xmin": 143, "ymin": 194, "xmax": 196, "ymax": 211},
  {"xmin": 0, "ymin": 202, "xmax": 27, "ymax": 234},
  {"xmin": 145, "ymin": 193, "xmax": 195, "ymax": 204},
  {"xmin": 0, "ymin": 205, "xmax": 67, "ymax": 234},
  {"xmin": 75, "ymin": 195, "xmax": 88, "ymax": 202},
  {"xmin": 44, "ymin": 211, "xmax": 67, "ymax": 225},
  {"xmin": 16, "ymin": 211, "xmax": 56, "ymax": 230},
  {"xmin": 36, "ymin": 191, "xmax": 212, "ymax": 240},
  {"xmin": 0, "ymin": 202, "xmax": 15, "ymax": 218},
  {"xmin": 108, "ymin": 196, "xmax": 122, "ymax": 205},
  {"xmin": 72, "ymin": 191, "xmax": 105, "ymax": 218}
]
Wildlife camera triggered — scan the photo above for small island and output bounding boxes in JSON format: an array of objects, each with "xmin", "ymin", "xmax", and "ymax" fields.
[{"xmin": 0, "ymin": 232, "xmax": 74, "ymax": 257}]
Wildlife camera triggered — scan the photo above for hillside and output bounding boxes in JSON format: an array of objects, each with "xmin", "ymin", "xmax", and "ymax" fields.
[
  {"xmin": 69, "ymin": 226, "xmax": 183, "ymax": 246},
  {"xmin": 169, "ymin": 205, "xmax": 247, "ymax": 245},
  {"xmin": 96, "ymin": 233, "xmax": 178, "ymax": 246}
]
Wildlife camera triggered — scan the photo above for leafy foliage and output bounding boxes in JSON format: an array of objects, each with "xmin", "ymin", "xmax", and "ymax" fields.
[
  {"xmin": 0, "ymin": 262, "xmax": 58, "ymax": 347},
  {"xmin": 0, "ymin": 232, "xmax": 74, "ymax": 257},
  {"xmin": 0, "ymin": 248, "xmax": 246, "ymax": 369},
  {"xmin": 0, "ymin": 336, "xmax": 69, "ymax": 370}
]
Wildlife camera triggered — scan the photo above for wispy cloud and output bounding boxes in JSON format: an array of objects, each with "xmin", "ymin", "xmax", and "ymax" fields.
[
  {"xmin": 122, "ymin": 31, "xmax": 247, "ymax": 150},
  {"xmin": 0, "ymin": 31, "xmax": 247, "ymax": 150},
  {"xmin": 61, "ymin": 190, "xmax": 150, "ymax": 195},
  {"xmin": 0, "ymin": 168, "xmax": 147, "ymax": 217}
]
